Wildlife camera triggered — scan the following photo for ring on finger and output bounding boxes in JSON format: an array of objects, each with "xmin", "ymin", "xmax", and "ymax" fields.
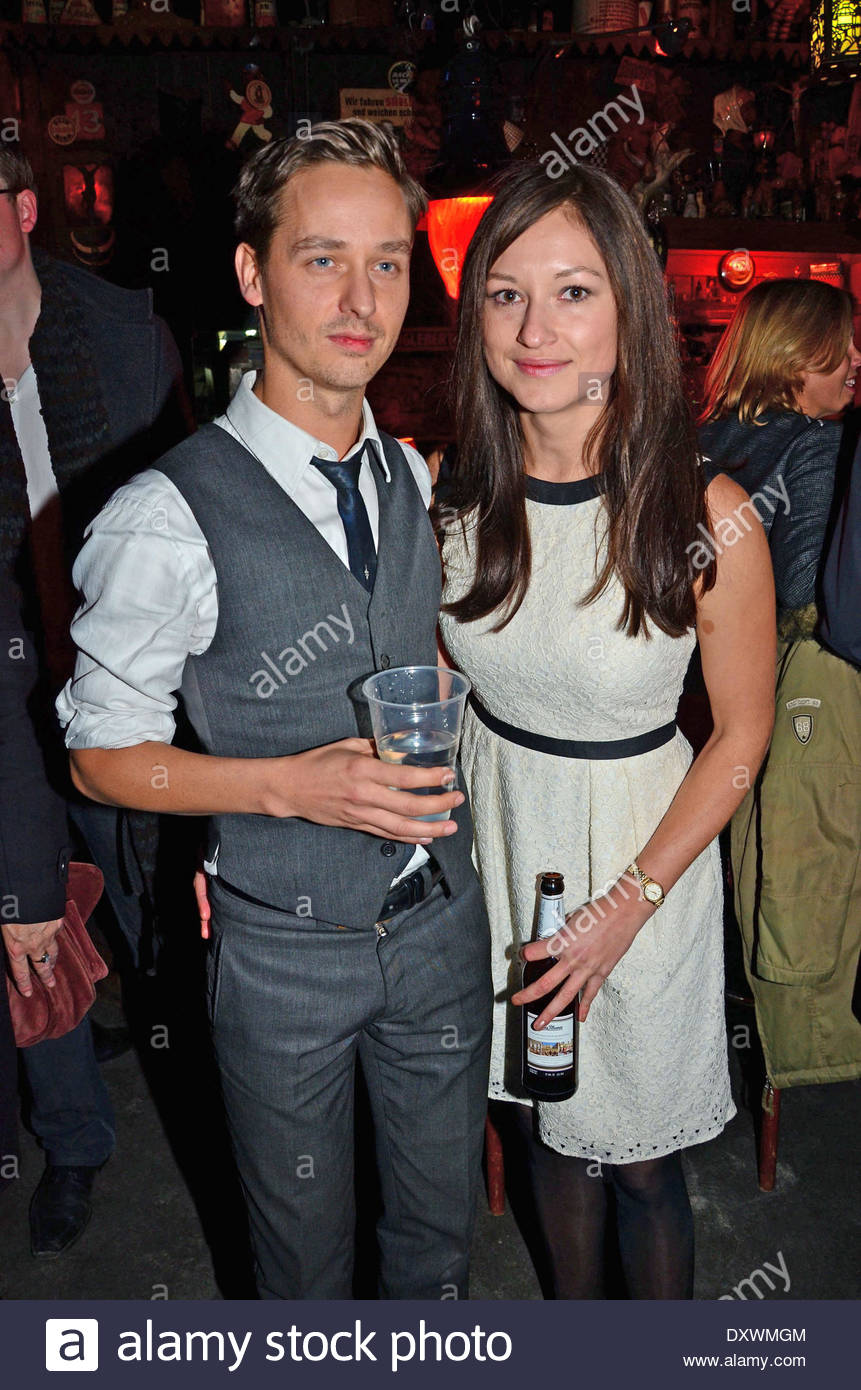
[{"xmin": 35, "ymin": 952, "xmax": 52, "ymax": 965}]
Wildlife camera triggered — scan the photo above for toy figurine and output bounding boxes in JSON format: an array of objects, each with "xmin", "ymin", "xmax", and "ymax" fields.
[{"xmin": 226, "ymin": 65, "xmax": 274, "ymax": 151}]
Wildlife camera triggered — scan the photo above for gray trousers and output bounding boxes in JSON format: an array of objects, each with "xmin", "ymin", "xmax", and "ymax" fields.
[{"xmin": 206, "ymin": 873, "xmax": 492, "ymax": 1300}]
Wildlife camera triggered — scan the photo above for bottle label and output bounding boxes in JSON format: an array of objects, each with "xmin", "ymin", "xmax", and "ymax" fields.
[
  {"xmin": 525, "ymin": 1011, "xmax": 575, "ymax": 1071},
  {"xmin": 536, "ymin": 893, "xmax": 566, "ymax": 942}
]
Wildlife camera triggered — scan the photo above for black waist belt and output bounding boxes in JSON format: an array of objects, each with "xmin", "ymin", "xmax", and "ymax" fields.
[
  {"xmin": 468, "ymin": 693, "xmax": 677, "ymax": 760},
  {"xmin": 378, "ymin": 857, "xmax": 446, "ymax": 922}
]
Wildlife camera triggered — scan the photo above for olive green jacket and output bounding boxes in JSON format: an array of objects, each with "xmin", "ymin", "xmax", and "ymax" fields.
[{"xmin": 731, "ymin": 637, "xmax": 861, "ymax": 1088}]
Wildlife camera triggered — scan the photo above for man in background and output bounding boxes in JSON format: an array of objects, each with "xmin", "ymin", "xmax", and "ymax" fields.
[{"xmin": 0, "ymin": 145, "xmax": 188, "ymax": 1257}]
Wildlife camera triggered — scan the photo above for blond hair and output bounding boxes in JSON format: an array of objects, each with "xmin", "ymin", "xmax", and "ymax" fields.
[
  {"xmin": 700, "ymin": 278, "xmax": 854, "ymax": 425},
  {"xmin": 233, "ymin": 119, "xmax": 427, "ymax": 264}
]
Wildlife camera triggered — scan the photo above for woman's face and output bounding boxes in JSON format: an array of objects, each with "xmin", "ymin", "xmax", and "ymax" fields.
[
  {"xmin": 481, "ymin": 207, "xmax": 618, "ymax": 422},
  {"xmin": 795, "ymin": 334, "xmax": 861, "ymax": 418}
]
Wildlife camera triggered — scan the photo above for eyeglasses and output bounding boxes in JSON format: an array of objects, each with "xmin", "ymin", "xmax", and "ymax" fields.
[{"xmin": 0, "ymin": 189, "xmax": 19, "ymax": 197}]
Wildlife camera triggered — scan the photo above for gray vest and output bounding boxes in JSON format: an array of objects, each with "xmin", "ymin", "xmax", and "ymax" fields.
[{"xmin": 158, "ymin": 423, "xmax": 476, "ymax": 928}]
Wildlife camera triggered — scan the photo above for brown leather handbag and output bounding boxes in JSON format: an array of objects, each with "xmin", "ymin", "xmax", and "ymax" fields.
[{"xmin": 5, "ymin": 862, "xmax": 109, "ymax": 1048}]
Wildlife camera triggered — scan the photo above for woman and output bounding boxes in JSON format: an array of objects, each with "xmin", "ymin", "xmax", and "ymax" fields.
[
  {"xmin": 437, "ymin": 161, "xmax": 775, "ymax": 1299},
  {"xmin": 699, "ymin": 281, "xmax": 861, "ymax": 1095},
  {"xmin": 699, "ymin": 277, "xmax": 860, "ymax": 621}
]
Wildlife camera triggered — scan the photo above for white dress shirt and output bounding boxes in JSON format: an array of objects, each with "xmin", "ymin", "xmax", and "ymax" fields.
[
  {"xmin": 57, "ymin": 370, "xmax": 433, "ymax": 882},
  {"xmin": 9, "ymin": 364, "xmax": 57, "ymax": 523}
]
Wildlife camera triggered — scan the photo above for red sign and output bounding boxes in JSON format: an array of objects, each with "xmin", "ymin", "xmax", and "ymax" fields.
[
  {"xmin": 64, "ymin": 101, "xmax": 105, "ymax": 143},
  {"xmin": 48, "ymin": 114, "xmax": 77, "ymax": 146}
]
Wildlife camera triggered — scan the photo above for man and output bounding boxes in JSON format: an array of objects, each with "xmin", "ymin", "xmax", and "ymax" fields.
[
  {"xmin": 819, "ymin": 430, "xmax": 861, "ymax": 668},
  {"xmin": 60, "ymin": 121, "xmax": 492, "ymax": 1299},
  {"xmin": 0, "ymin": 568, "xmax": 71, "ymax": 1202},
  {"xmin": 0, "ymin": 146, "xmax": 187, "ymax": 1256}
]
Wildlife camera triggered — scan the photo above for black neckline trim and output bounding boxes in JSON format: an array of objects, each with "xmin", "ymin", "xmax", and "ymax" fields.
[{"xmin": 524, "ymin": 472, "xmax": 605, "ymax": 505}]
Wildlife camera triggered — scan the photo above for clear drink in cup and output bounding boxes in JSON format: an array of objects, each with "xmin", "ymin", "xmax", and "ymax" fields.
[{"xmin": 361, "ymin": 666, "xmax": 471, "ymax": 821}]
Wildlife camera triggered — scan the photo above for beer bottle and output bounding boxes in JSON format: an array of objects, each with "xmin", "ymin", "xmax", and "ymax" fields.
[{"xmin": 521, "ymin": 871, "xmax": 578, "ymax": 1101}]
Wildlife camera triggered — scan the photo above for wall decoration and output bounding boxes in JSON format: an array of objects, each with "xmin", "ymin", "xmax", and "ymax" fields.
[
  {"xmin": 204, "ymin": 0, "xmax": 246, "ymax": 22},
  {"xmin": 226, "ymin": 67, "xmax": 274, "ymax": 150},
  {"xmin": 339, "ymin": 89, "xmax": 414, "ymax": 126},
  {"xmin": 713, "ymin": 84, "xmax": 756, "ymax": 135},
  {"xmin": 63, "ymin": 162, "xmax": 115, "ymax": 267},
  {"xmin": 613, "ymin": 57, "xmax": 657, "ymax": 94},
  {"xmin": 403, "ymin": 69, "xmax": 441, "ymax": 181},
  {"xmin": 48, "ymin": 114, "xmax": 78, "ymax": 146},
  {"xmin": 57, "ymin": 0, "xmax": 100, "ymax": 22},
  {"xmin": 388, "ymin": 60, "xmax": 417, "ymax": 92},
  {"xmin": 65, "ymin": 82, "xmax": 105, "ymax": 144}
]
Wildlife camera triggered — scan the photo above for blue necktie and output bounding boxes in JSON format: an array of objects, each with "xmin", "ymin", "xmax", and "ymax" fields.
[{"xmin": 310, "ymin": 451, "xmax": 377, "ymax": 593}]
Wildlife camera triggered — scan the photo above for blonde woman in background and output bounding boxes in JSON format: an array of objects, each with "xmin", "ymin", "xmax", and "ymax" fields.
[{"xmin": 699, "ymin": 278, "xmax": 861, "ymax": 1102}]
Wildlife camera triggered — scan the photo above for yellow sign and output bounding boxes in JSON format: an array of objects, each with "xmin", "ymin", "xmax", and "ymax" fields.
[{"xmin": 338, "ymin": 89, "xmax": 413, "ymax": 127}]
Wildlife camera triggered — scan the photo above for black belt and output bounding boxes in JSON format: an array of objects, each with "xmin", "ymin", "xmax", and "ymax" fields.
[
  {"xmin": 468, "ymin": 693, "xmax": 677, "ymax": 760},
  {"xmin": 378, "ymin": 857, "xmax": 446, "ymax": 922}
]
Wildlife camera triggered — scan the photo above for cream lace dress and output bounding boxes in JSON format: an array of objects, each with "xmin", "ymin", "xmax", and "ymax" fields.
[{"xmin": 439, "ymin": 474, "xmax": 735, "ymax": 1162}]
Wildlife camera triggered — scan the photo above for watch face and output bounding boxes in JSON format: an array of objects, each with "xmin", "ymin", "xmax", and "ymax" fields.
[{"xmin": 643, "ymin": 882, "xmax": 663, "ymax": 904}]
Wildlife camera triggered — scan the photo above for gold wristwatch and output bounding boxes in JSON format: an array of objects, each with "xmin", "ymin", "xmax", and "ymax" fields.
[{"xmin": 626, "ymin": 861, "xmax": 665, "ymax": 908}]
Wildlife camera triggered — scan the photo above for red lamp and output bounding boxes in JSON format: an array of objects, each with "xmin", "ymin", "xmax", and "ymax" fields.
[
  {"xmin": 426, "ymin": 196, "xmax": 493, "ymax": 299},
  {"xmin": 63, "ymin": 163, "xmax": 115, "ymax": 267},
  {"xmin": 718, "ymin": 248, "xmax": 755, "ymax": 291}
]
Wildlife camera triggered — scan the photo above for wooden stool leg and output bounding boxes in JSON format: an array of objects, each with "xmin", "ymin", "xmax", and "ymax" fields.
[
  {"xmin": 484, "ymin": 1113, "xmax": 506, "ymax": 1215},
  {"xmin": 758, "ymin": 1079, "xmax": 781, "ymax": 1192}
]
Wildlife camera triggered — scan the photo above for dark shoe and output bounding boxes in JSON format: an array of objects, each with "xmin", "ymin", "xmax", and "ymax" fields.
[
  {"xmin": 90, "ymin": 1019, "xmax": 132, "ymax": 1064},
  {"xmin": 29, "ymin": 1165, "xmax": 99, "ymax": 1258}
]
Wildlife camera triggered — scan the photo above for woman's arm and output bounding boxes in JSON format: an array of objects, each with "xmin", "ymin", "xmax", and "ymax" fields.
[
  {"xmin": 515, "ymin": 472, "xmax": 776, "ymax": 1026},
  {"xmin": 624, "ymin": 472, "xmax": 776, "ymax": 894}
]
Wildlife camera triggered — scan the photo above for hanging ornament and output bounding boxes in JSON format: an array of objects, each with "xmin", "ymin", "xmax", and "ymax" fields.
[
  {"xmin": 810, "ymin": 0, "xmax": 861, "ymax": 81},
  {"xmin": 712, "ymin": 84, "xmax": 755, "ymax": 135}
]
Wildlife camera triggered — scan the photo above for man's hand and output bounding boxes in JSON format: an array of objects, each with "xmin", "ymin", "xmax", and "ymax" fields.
[
  {"xmin": 194, "ymin": 869, "xmax": 211, "ymax": 940},
  {"xmin": 262, "ymin": 737, "xmax": 464, "ymax": 844},
  {"xmin": 2, "ymin": 918, "xmax": 65, "ymax": 997}
]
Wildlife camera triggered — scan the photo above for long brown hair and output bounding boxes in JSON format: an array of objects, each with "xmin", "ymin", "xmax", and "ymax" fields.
[
  {"xmin": 437, "ymin": 161, "xmax": 714, "ymax": 637},
  {"xmin": 699, "ymin": 277, "xmax": 854, "ymax": 426}
]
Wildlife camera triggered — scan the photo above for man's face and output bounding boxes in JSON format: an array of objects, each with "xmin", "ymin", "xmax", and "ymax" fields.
[
  {"xmin": 0, "ymin": 187, "xmax": 36, "ymax": 281},
  {"xmin": 236, "ymin": 163, "xmax": 413, "ymax": 396}
]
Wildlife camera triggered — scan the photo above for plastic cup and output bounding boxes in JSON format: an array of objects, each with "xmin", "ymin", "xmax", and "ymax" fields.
[{"xmin": 361, "ymin": 666, "xmax": 471, "ymax": 821}]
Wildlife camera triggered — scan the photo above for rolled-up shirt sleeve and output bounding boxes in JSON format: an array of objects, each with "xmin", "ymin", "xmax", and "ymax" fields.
[{"xmin": 57, "ymin": 471, "xmax": 217, "ymax": 749}]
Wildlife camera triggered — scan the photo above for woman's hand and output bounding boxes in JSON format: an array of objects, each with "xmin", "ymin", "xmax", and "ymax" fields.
[
  {"xmin": 511, "ymin": 879, "xmax": 656, "ymax": 1025},
  {"xmin": 2, "ymin": 918, "xmax": 65, "ymax": 997}
]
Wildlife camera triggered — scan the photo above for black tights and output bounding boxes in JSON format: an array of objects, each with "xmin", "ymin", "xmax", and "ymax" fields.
[{"xmin": 512, "ymin": 1105, "xmax": 694, "ymax": 1299}]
